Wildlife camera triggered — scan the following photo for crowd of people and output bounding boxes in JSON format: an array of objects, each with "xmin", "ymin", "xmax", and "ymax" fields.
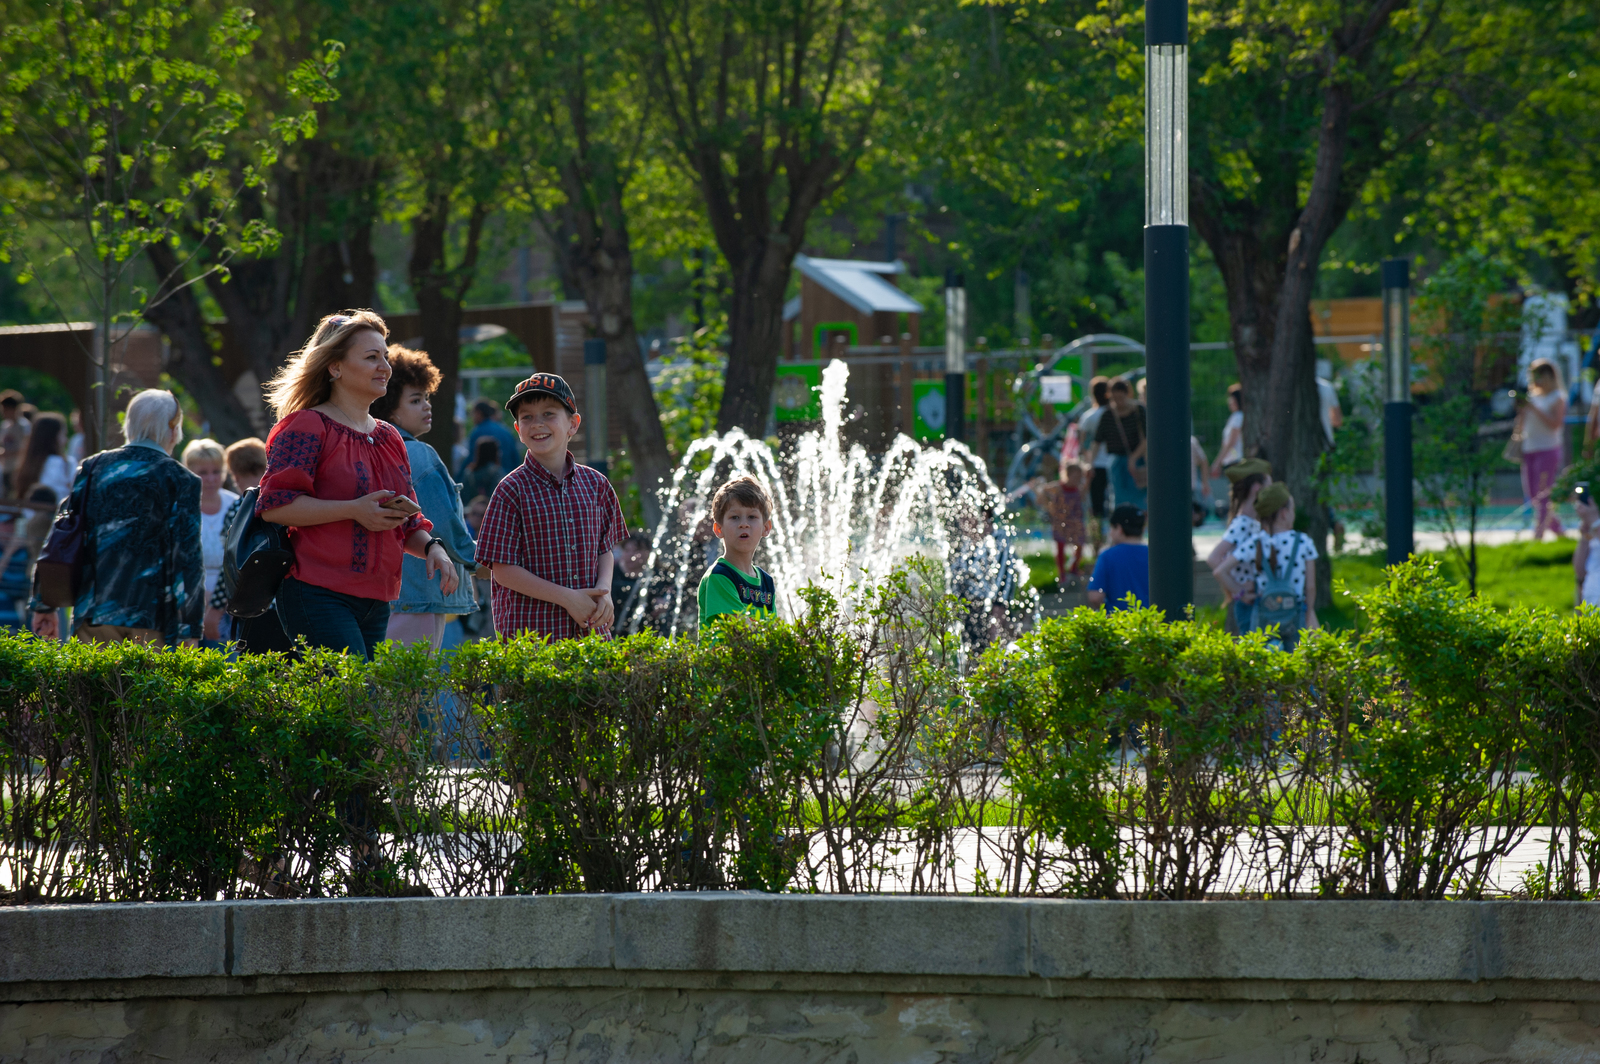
[
  {"xmin": 6, "ymin": 335, "xmax": 1594, "ymax": 655},
  {"xmin": 0, "ymin": 310, "xmax": 660, "ymax": 660},
  {"xmin": 1027, "ymin": 372, "xmax": 1327, "ymax": 650}
]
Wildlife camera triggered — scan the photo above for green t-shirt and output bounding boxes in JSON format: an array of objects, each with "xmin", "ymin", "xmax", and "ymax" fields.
[{"xmin": 697, "ymin": 558, "xmax": 776, "ymax": 629}]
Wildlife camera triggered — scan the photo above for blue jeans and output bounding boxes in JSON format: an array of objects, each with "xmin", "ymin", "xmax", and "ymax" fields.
[
  {"xmin": 1109, "ymin": 454, "xmax": 1148, "ymax": 511},
  {"xmin": 276, "ymin": 577, "xmax": 391, "ymax": 660}
]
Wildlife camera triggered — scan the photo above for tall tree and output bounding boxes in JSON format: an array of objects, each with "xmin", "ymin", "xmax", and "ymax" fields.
[
  {"xmin": 0, "ymin": 0, "xmax": 332, "ymax": 445},
  {"xmin": 1028, "ymin": 0, "xmax": 1575, "ymax": 595},
  {"xmin": 141, "ymin": 2, "xmax": 400, "ymax": 440},
  {"xmin": 639, "ymin": 0, "xmax": 905, "ymax": 434},
  {"xmin": 367, "ymin": 0, "xmax": 519, "ymax": 463},
  {"xmin": 1182, "ymin": 0, "xmax": 1578, "ymax": 592},
  {"xmin": 509, "ymin": 0, "xmax": 675, "ymax": 525}
]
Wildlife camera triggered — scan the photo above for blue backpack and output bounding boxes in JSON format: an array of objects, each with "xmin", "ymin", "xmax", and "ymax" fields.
[{"xmin": 1246, "ymin": 533, "xmax": 1304, "ymax": 650}]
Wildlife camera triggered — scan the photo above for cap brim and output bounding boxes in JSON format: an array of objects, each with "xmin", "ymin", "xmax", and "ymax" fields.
[{"xmin": 506, "ymin": 388, "xmax": 574, "ymax": 414}]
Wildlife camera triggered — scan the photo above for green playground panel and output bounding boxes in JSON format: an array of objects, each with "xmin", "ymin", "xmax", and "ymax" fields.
[
  {"xmin": 913, "ymin": 378, "xmax": 946, "ymax": 440},
  {"xmin": 774, "ymin": 363, "xmax": 822, "ymax": 421}
]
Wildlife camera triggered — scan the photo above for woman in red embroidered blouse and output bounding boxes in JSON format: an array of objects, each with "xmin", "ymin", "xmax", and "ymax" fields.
[{"xmin": 257, "ymin": 310, "xmax": 459, "ymax": 658}]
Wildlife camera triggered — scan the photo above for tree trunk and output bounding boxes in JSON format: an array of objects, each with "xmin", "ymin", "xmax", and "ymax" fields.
[
  {"xmin": 1193, "ymin": 79, "xmax": 1361, "ymax": 607},
  {"xmin": 411, "ymin": 194, "xmax": 488, "ymax": 465},
  {"xmin": 718, "ymin": 239, "xmax": 796, "ymax": 436},
  {"xmin": 180, "ymin": 147, "xmax": 381, "ymax": 426},
  {"xmin": 545, "ymin": 158, "xmax": 672, "ymax": 529},
  {"xmin": 143, "ymin": 243, "xmax": 257, "ymax": 443}
]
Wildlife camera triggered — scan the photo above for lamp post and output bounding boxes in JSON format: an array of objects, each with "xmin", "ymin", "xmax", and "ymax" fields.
[
  {"xmin": 583, "ymin": 337, "xmax": 609, "ymax": 475},
  {"xmin": 945, "ymin": 269, "xmax": 967, "ymax": 442},
  {"xmin": 1144, "ymin": 0, "xmax": 1191, "ymax": 619},
  {"xmin": 1382, "ymin": 258, "xmax": 1412, "ymax": 565}
]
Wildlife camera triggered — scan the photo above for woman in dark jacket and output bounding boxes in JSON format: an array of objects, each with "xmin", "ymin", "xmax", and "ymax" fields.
[{"xmin": 29, "ymin": 389, "xmax": 204, "ymax": 645}]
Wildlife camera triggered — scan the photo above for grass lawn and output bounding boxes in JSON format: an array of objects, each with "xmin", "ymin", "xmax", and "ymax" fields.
[
  {"xmin": 1320, "ymin": 537, "xmax": 1577, "ymax": 629},
  {"xmin": 1023, "ymin": 537, "xmax": 1579, "ymax": 631}
]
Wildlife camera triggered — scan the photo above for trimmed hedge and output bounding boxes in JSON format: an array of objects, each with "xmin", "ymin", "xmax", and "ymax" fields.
[{"xmin": 2, "ymin": 559, "xmax": 1598, "ymax": 902}]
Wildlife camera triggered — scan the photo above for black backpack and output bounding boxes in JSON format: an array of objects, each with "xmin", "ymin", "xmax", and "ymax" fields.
[{"xmin": 221, "ymin": 487, "xmax": 293, "ymax": 618}]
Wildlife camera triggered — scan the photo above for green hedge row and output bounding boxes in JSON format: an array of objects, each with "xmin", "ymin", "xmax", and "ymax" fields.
[{"xmin": 2, "ymin": 560, "xmax": 1598, "ymax": 902}]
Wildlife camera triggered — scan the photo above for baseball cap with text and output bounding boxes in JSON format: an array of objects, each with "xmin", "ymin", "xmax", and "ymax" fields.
[{"xmin": 505, "ymin": 372, "xmax": 577, "ymax": 415}]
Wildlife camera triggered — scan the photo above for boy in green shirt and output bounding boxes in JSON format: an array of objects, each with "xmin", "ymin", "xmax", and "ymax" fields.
[{"xmin": 697, "ymin": 475, "xmax": 777, "ymax": 628}]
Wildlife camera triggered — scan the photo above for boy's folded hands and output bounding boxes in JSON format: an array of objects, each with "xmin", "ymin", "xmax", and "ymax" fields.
[
  {"xmin": 560, "ymin": 585, "xmax": 615, "ymax": 631},
  {"xmin": 584, "ymin": 588, "xmax": 614, "ymax": 631}
]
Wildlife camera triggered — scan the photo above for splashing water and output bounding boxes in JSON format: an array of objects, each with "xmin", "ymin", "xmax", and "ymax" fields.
[{"xmin": 621, "ymin": 360, "xmax": 1037, "ymax": 649}]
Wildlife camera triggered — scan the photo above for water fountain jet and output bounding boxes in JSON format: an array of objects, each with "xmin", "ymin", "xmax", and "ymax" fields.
[{"xmin": 621, "ymin": 360, "xmax": 1036, "ymax": 651}]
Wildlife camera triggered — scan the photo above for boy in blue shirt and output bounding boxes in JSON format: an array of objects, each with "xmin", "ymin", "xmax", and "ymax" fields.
[{"xmin": 1087, "ymin": 504, "xmax": 1149, "ymax": 613}]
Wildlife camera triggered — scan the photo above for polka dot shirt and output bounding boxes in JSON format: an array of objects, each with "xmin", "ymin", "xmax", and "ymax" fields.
[
  {"xmin": 1220, "ymin": 514, "xmax": 1262, "ymax": 588},
  {"xmin": 1245, "ymin": 529, "xmax": 1318, "ymax": 598}
]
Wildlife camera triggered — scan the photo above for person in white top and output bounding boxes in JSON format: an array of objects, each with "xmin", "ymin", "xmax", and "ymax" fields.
[
  {"xmin": 1207, "ymin": 458, "xmax": 1272, "ymax": 632},
  {"xmin": 10, "ymin": 412, "xmax": 73, "ymax": 513},
  {"xmin": 1574, "ymin": 489, "xmax": 1600, "ymax": 607},
  {"xmin": 0, "ymin": 411, "xmax": 68, "ymax": 589},
  {"xmin": 1076, "ymin": 377, "xmax": 1113, "ymax": 548},
  {"xmin": 1232, "ymin": 482, "xmax": 1319, "ymax": 646},
  {"xmin": 1211, "ymin": 383, "xmax": 1245, "ymax": 476},
  {"xmin": 66, "ymin": 410, "xmax": 86, "ymax": 469},
  {"xmin": 1190, "ymin": 435, "xmax": 1212, "ymax": 525},
  {"xmin": 1317, "ymin": 377, "xmax": 1343, "ymax": 447},
  {"xmin": 1518, "ymin": 358, "xmax": 1567, "ymax": 539},
  {"xmin": 182, "ymin": 438, "xmax": 240, "ymax": 642}
]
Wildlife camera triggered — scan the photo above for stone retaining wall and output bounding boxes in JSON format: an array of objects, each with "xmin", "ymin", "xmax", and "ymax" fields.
[{"xmin": 4, "ymin": 896, "xmax": 1599, "ymax": 1061}]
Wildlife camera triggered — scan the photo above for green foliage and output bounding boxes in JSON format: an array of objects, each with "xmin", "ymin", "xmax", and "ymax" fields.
[
  {"xmin": 1322, "ymin": 363, "xmax": 1387, "ymax": 543},
  {"xmin": 5, "ymin": 562, "xmax": 1600, "ymax": 902},
  {"xmin": 1336, "ymin": 561, "xmax": 1546, "ymax": 897},
  {"xmin": 0, "ymin": 0, "xmax": 339, "ymax": 438},
  {"xmin": 460, "ymin": 334, "xmax": 533, "ymax": 370},
  {"xmin": 1411, "ymin": 252, "xmax": 1530, "ymax": 590},
  {"xmin": 653, "ymin": 317, "xmax": 728, "ymax": 462}
]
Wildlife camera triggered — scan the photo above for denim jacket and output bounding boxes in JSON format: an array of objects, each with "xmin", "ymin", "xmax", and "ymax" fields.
[
  {"xmin": 392, "ymin": 428, "xmax": 479, "ymax": 614},
  {"xmin": 30, "ymin": 440, "xmax": 205, "ymax": 641}
]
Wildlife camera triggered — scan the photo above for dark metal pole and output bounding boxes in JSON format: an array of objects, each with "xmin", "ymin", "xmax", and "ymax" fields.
[
  {"xmin": 1382, "ymin": 258, "xmax": 1412, "ymax": 565},
  {"xmin": 1144, "ymin": 0, "xmax": 1191, "ymax": 619},
  {"xmin": 944, "ymin": 270, "xmax": 966, "ymax": 442},
  {"xmin": 583, "ymin": 337, "xmax": 609, "ymax": 476}
]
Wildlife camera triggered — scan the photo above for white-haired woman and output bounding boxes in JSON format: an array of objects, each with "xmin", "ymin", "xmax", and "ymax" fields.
[
  {"xmin": 256, "ymin": 310, "xmax": 457, "ymax": 658},
  {"xmin": 29, "ymin": 390, "xmax": 204, "ymax": 645},
  {"xmin": 181, "ymin": 438, "xmax": 239, "ymax": 642}
]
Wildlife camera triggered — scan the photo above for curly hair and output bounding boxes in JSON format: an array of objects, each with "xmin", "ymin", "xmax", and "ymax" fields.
[{"xmin": 371, "ymin": 345, "xmax": 443, "ymax": 423}]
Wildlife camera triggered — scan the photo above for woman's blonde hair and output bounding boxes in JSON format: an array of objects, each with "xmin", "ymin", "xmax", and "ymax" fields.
[
  {"xmin": 181, "ymin": 437, "xmax": 225, "ymax": 470},
  {"xmin": 1529, "ymin": 357, "xmax": 1565, "ymax": 396},
  {"xmin": 262, "ymin": 310, "xmax": 390, "ymax": 420}
]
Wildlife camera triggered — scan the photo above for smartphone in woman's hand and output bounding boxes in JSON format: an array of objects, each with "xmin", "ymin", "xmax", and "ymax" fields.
[{"xmin": 380, "ymin": 493, "xmax": 422, "ymax": 516}]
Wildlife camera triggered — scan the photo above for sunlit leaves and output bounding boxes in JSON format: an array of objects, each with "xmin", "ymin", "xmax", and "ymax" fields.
[{"xmin": 0, "ymin": 0, "xmax": 338, "ymax": 368}]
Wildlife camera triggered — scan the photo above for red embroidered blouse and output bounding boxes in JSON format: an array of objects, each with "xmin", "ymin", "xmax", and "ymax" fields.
[{"xmin": 257, "ymin": 410, "xmax": 433, "ymax": 602}]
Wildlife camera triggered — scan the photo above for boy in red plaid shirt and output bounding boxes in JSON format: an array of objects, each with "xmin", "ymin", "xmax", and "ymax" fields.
[{"xmin": 475, "ymin": 373, "xmax": 627, "ymax": 640}]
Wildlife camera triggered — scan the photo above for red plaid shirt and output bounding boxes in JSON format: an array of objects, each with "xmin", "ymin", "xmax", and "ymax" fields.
[{"xmin": 476, "ymin": 450, "xmax": 627, "ymax": 640}]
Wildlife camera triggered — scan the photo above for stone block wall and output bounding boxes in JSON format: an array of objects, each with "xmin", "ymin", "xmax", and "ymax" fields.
[{"xmin": 3, "ymin": 896, "xmax": 1599, "ymax": 1062}]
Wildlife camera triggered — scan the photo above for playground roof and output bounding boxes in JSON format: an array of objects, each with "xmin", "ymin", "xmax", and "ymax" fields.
[{"xmin": 791, "ymin": 255, "xmax": 924, "ymax": 317}]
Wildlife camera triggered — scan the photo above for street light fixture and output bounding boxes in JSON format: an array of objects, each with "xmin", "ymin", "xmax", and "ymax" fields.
[
  {"xmin": 1382, "ymin": 258, "xmax": 1412, "ymax": 565},
  {"xmin": 1145, "ymin": 0, "xmax": 1191, "ymax": 618},
  {"xmin": 945, "ymin": 269, "xmax": 967, "ymax": 443}
]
